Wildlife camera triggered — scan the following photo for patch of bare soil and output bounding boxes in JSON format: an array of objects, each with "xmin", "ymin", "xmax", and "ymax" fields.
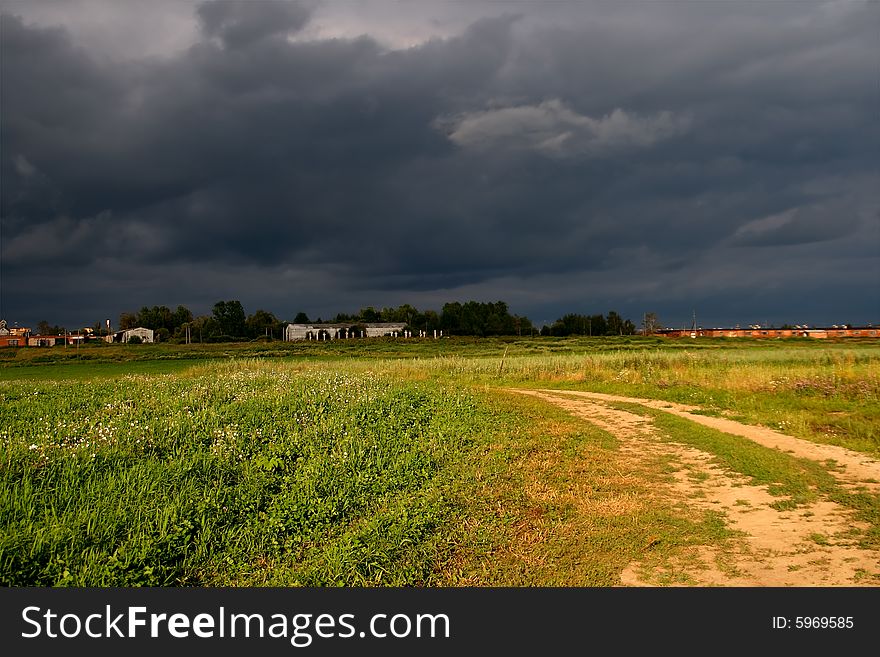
[{"xmin": 507, "ymin": 389, "xmax": 880, "ymax": 586}]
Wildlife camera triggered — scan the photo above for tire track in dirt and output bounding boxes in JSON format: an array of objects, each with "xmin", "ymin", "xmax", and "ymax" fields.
[{"xmin": 507, "ymin": 388, "xmax": 880, "ymax": 586}]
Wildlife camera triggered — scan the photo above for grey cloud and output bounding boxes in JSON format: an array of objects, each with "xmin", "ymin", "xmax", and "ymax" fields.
[
  {"xmin": 1, "ymin": 211, "xmax": 169, "ymax": 269},
  {"xmin": 196, "ymin": 0, "xmax": 314, "ymax": 48},
  {"xmin": 13, "ymin": 154, "xmax": 36, "ymax": 176},
  {"xmin": 731, "ymin": 194, "xmax": 869, "ymax": 248},
  {"xmin": 442, "ymin": 100, "xmax": 690, "ymax": 157}
]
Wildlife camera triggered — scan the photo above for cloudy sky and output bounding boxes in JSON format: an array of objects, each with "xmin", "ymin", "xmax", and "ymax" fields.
[{"xmin": 1, "ymin": 0, "xmax": 878, "ymax": 330}]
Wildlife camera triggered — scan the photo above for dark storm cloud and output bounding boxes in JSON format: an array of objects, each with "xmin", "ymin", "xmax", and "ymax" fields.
[
  {"xmin": 196, "ymin": 0, "xmax": 314, "ymax": 48},
  {"xmin": 1, "ymin": 1, "xmax": 878, "ymax": 329}
]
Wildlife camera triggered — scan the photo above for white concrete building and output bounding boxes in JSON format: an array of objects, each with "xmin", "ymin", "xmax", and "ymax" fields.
[
  {"xmin": 363, "ymin": 322, "xmax": 406, "ymax": 337},
  {"xmin": 105, "ymin": 327, "xmax": 154, "ymax": 343},
  {"xmin": 284, "ymin": 322, "xmax": 406, "ymax": 341}
]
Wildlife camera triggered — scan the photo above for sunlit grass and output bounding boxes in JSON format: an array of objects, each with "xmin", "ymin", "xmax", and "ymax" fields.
[
  {"xmin": 2, "ymin": 339, "xmax": 878, "ymax": 585},
  {"xmin": 0, "ymin": 369, "xmax": 485, "ymax": 585}
]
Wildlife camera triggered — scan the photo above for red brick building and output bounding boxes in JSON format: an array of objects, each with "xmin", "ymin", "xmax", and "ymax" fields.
[
  {"xmin": 0, "ymin": 320, "xmax": 30, "ymax": 347},
  {"xmin": 656, "ymin": 326, "xmax": 878, "ymax": 339}
]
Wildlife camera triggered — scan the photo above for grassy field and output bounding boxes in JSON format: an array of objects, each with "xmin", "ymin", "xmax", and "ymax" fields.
[{"xmin": 1, "ymin": 337, "xmax": 878, "ymax": 585}]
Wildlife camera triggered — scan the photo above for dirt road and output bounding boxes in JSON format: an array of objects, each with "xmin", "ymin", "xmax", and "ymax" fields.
[{"xmin": 507, "ymin": 388, "xmax": 880, "ymax": 586}]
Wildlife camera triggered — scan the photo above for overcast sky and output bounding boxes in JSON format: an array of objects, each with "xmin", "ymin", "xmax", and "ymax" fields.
[{"xmin": 1, "ymin": 0, "xmax": 878, "ymax": 330}]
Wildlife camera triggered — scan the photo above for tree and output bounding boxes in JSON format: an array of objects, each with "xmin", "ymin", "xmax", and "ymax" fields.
[
  {"xmin": 513, "ymin": 315, "xmax": 533, "ymax": 336},
  {"xmin": 190, "ymin": 315, "xmax": 217, "ymax": 342},
  {"xmin": 119, "ymin": 305, "xmax": 192, "ymax": 337},
  {"xmin": 439, "ymin": 300, "xmax": 529, "ymax": 336},
  {"xmin": 378, "ymin": 303, "xmax": 419, "ymax": 324},
  {"xmin": 294, "ymin": 312, "xmax": 310, "ymax": 324},
  {"xmin": 423, "ymin": 310, "xmax": 440, "ymax": 333},
  {"xmin": 642, "ymin": 312, "xmax": 663, "ymax": 335},
  {"xmin": 440, "ymin": 302, "xmax": 462, "ymax": 334},
  {"xmin": 606, "ymin": 311, "xmax": 624, "ymax": 336},
  {"xmin": 246, "ymin": 309, "xmax": 281, "ymax": 339},
  {"xmin": 37, "ymin": 320, "xmax": 64, "ymax": 335},
  {"xmin": 136, "ymin": 306, "xmax": 156, "ymax": 330},
  {"xmin": 549, "ymin": 313, "xmax": 590, "ymax": 336},
  {"xmin": 173, "ymin": 305, "xmax": 193, "ymax": 328},
  {"xmin": 119, "ymin": 312, "xmax": 139, "ymax": 330},
  {"xmin": 212, "ymin": 300, "xmax": 247, "ymax": 338},
  {"xmin": 544, "ymin": 311, "xmax": 634, "ymax": 336},
  {"xmin": 171, "ymin": 307, "xmax": 195, "ymax": 342}
]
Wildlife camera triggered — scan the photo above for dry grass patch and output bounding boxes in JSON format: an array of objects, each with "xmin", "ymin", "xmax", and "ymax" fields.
[{"xmin": 440, "ymin": 389, "xmax": 733, "ymax": 586}]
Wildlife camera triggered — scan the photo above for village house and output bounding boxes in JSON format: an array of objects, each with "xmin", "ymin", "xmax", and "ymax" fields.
[{"xmin": 0, "ymin": 320, "xmax": 29, "ymax": 347}]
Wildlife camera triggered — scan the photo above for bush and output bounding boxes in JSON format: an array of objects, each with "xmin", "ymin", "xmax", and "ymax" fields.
[{"xmin": 127, "ymin": 336, "xmax": 143, "ymax": 344}]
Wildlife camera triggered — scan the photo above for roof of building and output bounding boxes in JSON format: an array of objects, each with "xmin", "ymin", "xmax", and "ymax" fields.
[{"xmin": 286, "ymin": 322, "xmax": 406, "ymax": 328}]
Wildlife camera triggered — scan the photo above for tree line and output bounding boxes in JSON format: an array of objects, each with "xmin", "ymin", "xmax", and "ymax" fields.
[
  {"xmin": 36, "ymin": 301, "xmax": 640, "ymax": 342},
  {"xmin": 115, "ymin": 301, "xmax": 284, "ymax": 343},
  {"xmin": 329, "ymin": 301, "xmax": 534, "ymax": 337},
  {"xmin": 540, "ymin": 312, "xmax": 638, "ymax": 336}
]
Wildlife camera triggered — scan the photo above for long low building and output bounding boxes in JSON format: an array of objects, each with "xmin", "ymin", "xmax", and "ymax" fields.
[
  {"xmin": 656, "ymin": 326, "xmax": 878, "ymax": 339},
  {"xmin": 285, "ymin": 322, "xmax": 407, "ymax": 341},
  {"xmin": 104, "ymin": 327, "xmax": 155, "ymax": 343},
  {"xmin": 27, "ymin": 334, "xmax": 86, "ymax": 347}
]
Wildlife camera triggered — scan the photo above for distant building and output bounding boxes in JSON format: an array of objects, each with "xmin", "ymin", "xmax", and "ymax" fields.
[
  {"xmin": 362, "ymin": 322, "xmax": 407, "ymax": 338},
  {"xmin": 285, "ymin": 322, "xmax": 407, "ymax": 341},
  {"xmin": 0, "ymin": 319, "xmax": 31, "ymax": 345},
  {"xmin": 656, "ymin": 326, "xmax": 878, "ymax": 339},
  {"xmin": 0, "ymin": 320, "xmax": 16, "ymax": 346},
  {"xmin": 27, "ymin": 335, "xmax": 62, "ymax": 347},
  {"xmin": 0, "ymin": 320, "xmax": 30, "ymax": 337},
  {"xmin": 105, "ymin": 327, "xmax": 154, "ymax": 343},
  {"xmin": 1, "ymin": 320, "xmax": 84, "ymax": 347},
  {"xmin": 25, "ymin": 334, "xmax": 85, "ymax": 347},
  {"xmin": 0, "ymin": 319, "xmax": 26, "ymax": 346}
]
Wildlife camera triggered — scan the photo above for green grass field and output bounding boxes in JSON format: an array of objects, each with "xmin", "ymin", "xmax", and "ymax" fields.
[{"xmin": 2, "ymin": 337, "xmax": 878, "ymax": 585}]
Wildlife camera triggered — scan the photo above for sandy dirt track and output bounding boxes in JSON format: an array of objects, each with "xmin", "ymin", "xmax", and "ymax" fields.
[
  {"xmin": 543, "ymin": 389, "xmax": 880, "ymax": 493},
  {"xmin": 506, "ymin": 388, "xmax": 880, "ymax": 586}
]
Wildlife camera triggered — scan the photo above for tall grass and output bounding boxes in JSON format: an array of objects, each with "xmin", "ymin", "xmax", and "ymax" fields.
[
  {"xmin": 2, "ymin": 342, "xmax": 879, "ymax": 586},
  {"xmin": 359, "ymin": 347, "xmax": 880, "ymax": 455},
  {"xmin": 0, "ymin": 365, "xmax": 486, "ymax": 585}
]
